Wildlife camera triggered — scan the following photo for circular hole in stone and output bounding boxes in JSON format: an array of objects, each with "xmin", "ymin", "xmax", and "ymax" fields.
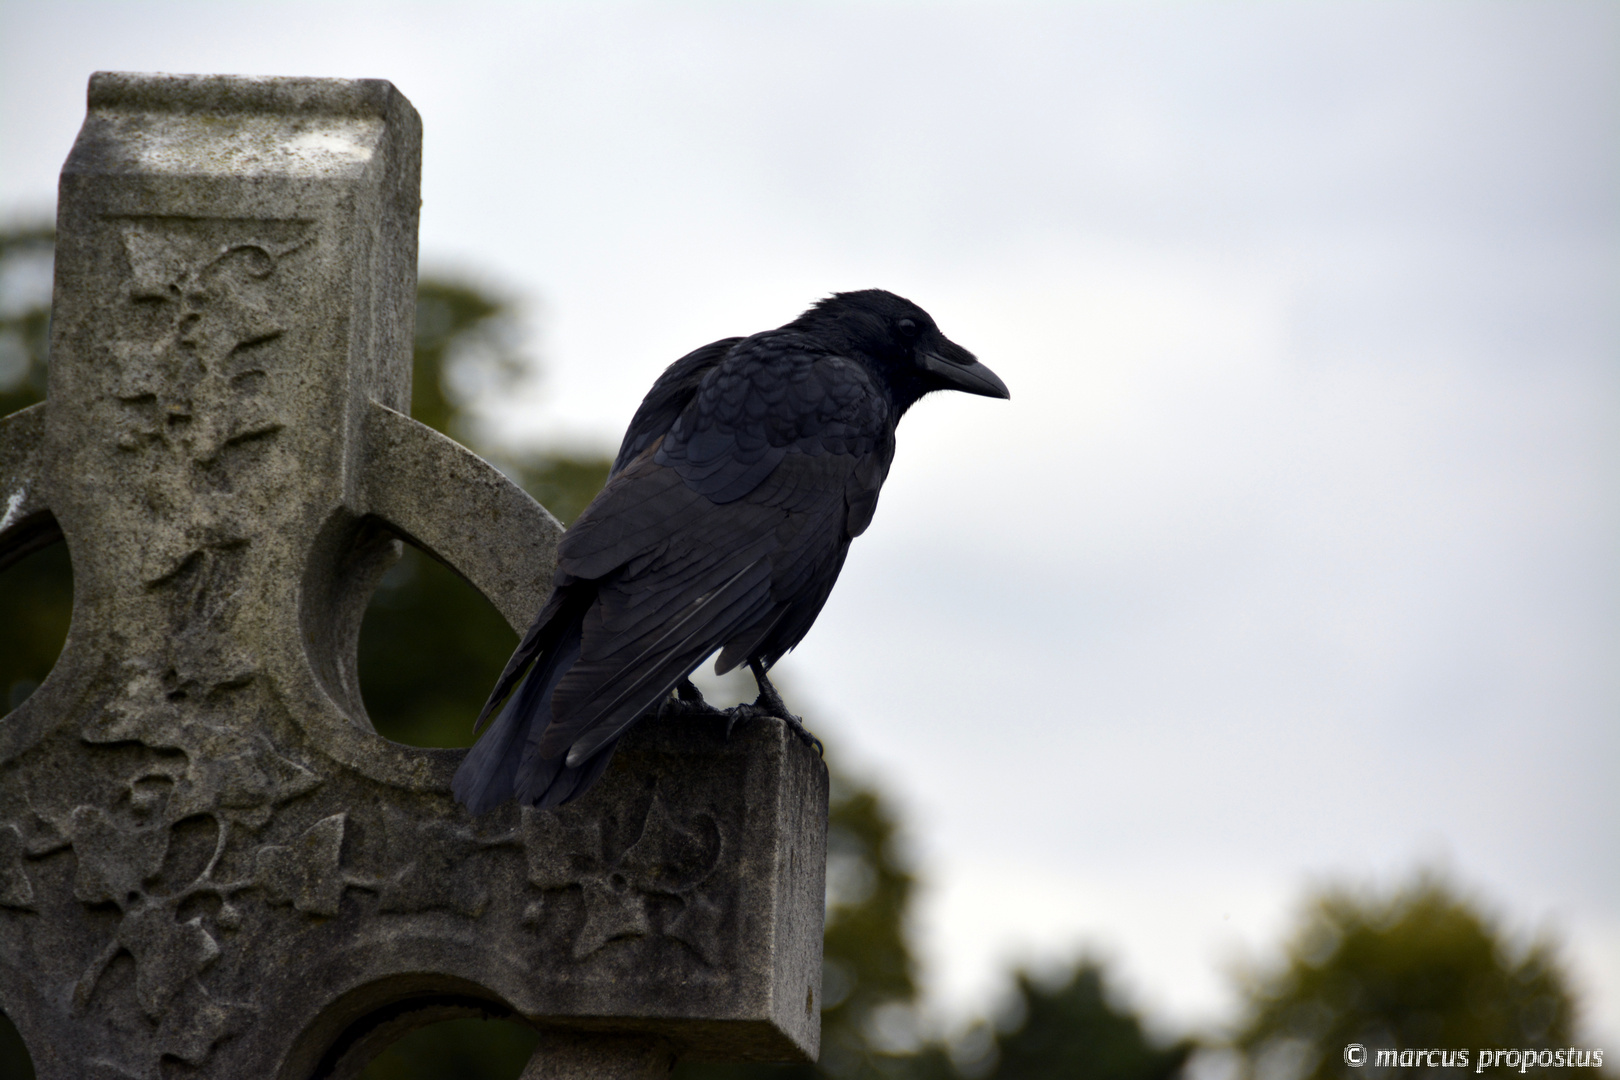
[
  {"xmin": 356, "ymin": 542, "xmax": 516, "ymax": 748},
  {"xmin": 0, "ymin": 536, "xmax": 72, "ymax": 719},
  {"xmin": 358, "ymin": 1016, "xmax": 538, "ymax": 1079},
  {"xmin": 0, "ymin": 1011, "xmax": 35, "ymax": 1079}
]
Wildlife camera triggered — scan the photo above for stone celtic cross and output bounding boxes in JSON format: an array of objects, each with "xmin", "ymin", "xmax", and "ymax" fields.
[{"xmin": 0, "ymin": 73, "xmax": 826, "ymax": 1079}]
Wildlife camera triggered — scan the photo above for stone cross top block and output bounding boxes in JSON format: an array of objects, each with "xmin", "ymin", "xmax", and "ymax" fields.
[{"xmin": 0, "ymin": 73, "xmax": 826, "ymax": 1079}]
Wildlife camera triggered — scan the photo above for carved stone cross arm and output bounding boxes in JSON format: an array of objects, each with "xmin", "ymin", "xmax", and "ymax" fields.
[{"xmin": 0, "ymin": 73, "xmax": 827, "ymax": 1080}]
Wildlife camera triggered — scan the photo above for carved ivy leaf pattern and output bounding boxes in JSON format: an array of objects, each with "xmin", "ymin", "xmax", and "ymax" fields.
[
  {"xmin": 522, "ymin": 791, "xmax": 726, "ymax": 964},
  {"xmin": 0, "ymin": 824, "xmax": 36, "ymax": 911},
  {"xmin": 621, "ymin": 795, "xmax": 723, "ymax": 895},
  {"xmin": 83, "ymin": 664, "xmax": 182, "ymax": 747},
  {"xmin": 61, "ymin": 659, "xmax": 326, "ymax": 1070},
  {"xmin": 664, "ymin": 891, "xmax": 726, "ymax": 967},
  {"xmin": 170, "ymin": 731, "xmax": 321, "ymax": 829},
  {"xmin": 101, "ymin": 221, "xmax": 314, "ymax": 706},
  {"xmin": 619, "ymin": 795, "xmax": 725, "ymax": 965},
  {"xmin": 154, "ymin": 981, "xmax": 255, "ymax": 1066},
  {"xmin": 375, "ymin": 810, "xmax": 490, "ymax": 917},
  {"xmin": 148, "ymin": 548, "xmax": 259, "ymax": 693},
  {"xmin": 111, "ymin": 225, "xmax": 304, "ymax": 467},
  {"xmin": 574, "ymin": 874, "xmax": 653, "ymax": 960},
  {"xmin": 70, "ymin": 894, "xmax": 221, "ymax": 1026},
  {"xmin": 255, "ymin": 813, "xmax": 347, "ymax": 917},
  {"xmin": 118, "ymin": 899, "xmax": 221, "ymax": 1020},
  {"xmin": 85, "ymin": 666, "xmax": 322, "ymax": 829},
  {"xmin": 522, "ymin": 811, "xmax": 605, "ymax": 891},
  {"xmin": 69, "ymin": 806, "xmax": 171, "ymax": 906}
]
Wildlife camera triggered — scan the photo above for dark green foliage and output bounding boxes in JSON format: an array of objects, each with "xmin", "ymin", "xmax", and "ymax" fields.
[
  {"xmin": 0, "ymin": 220, "xmax": 53, "ymax": 1080},
  {"xmin": 0, "ymin": 224, "xmax": 53, "ymax": 418},
  {"xmin": 1235, "ymin": 874, "xmax": 1579, "ymax": 1080},
  {"xmin": 969, "ymin": 963, "xmax": 1193, "ymax": 1080},
  {"xmin": 823, "ymin": 780, "xmax": 919, "ymax": 1011},
  {"xmin": 514, "ymin": 455, "xmax": 614, "ymax": 532},
  {"xmin": 356, "ymin": 545, "xmax": 518, "ymax": 747},
  {"xmin": 358, "ymin": 1017, "xmax": 541, "ymax": 1080},
  {"xmin": 814, "ymin": 775, "xmax": 924, "ymax": 1079},
  {"xmin": 354, "ymin": 278, "xmax": 606, "ymax": 752},
  {"xmin": 0, "ymin": 1012, "xmax": 33, "ymax": 1080},
  {"xmin": 0, "ymin": 542, "xmax": 71, "ymax": 716},
  {"xmin": 409, "ymin": 278, "xmax": 515, "ymax": 442},
  {"xmin": 0, "ymin": 224, "xmax": 68, "ymax": 721}
]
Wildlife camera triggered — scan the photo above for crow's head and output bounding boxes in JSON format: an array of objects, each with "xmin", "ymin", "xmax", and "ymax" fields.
[{"xmin": 792, "ymin": 289, "xmax": 1009, "ymax": 412}]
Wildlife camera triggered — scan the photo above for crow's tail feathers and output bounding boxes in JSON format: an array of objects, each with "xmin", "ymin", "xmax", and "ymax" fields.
[
  {"xmin": 452, "ymin": 597, "xmax": 622, "ymax": 815},
  {"xmin": 451, "ymin": 679, "xmax": 530, "ymax": 816}
]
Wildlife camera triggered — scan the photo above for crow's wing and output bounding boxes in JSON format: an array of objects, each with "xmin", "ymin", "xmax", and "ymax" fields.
[
  {"xmin": 536, "ymin": 336, "xmax": 896, "ymax": 765},
  {"xmin": 471, "ymin": 336, "xmax": 742, "ymax": 732},
  {"xmin": 712, "ymin": 439, "xmax": 893, "ymax": 673},
  {"xmin": 610, "ymin": 336, "xmax": 742, "ymax": 476}
]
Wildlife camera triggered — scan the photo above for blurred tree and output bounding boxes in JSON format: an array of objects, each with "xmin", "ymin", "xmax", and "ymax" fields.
[
  {"xmin": 815, "ymin": 771, "xmax": 928, "ymax": 1078},
  {"xmin": 408, "ymin": 277, "xmax": 520, "ymax": 443},
  {"xmin": 0, "ymin": 1011, "xmax": 32, "ymax": 1080},
  {"xmin": 0, "ymin": 224, "xmax": 53, "ymax": 415},
  {"xmin": 517, "ymin": 454, "xmax": 614, "ymax": 531},
  {"xmin": 0, "ymin": 224, "xmax": 69, "ymax": 723},
  {"xmin": 356, "ymin": 276, "xmax": 609, "ymax": 750},
  {"xmin": 954, "ymin": 962, "xmax": 1195, "ymax": 1080},
  {"xmin": 1234, "ymin": 874, "xmax": 1579, "ymax": 1080},
  {"xmin": 359, "ymin": 1015, "xmax": 542, "ymax": 1080}
]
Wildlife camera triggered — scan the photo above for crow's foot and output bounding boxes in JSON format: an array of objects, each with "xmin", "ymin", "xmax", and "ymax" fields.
[
  {"xmin": 657, "ymin": 678, "xmax": 727, "ymax": 721},
  {"xmin": 720, "ymin": 702, "xmax": 823, "ymax": 755},
  {"xmin": 726, "ymin": 659, "xmax": 824, "ymax": 756},
  {"xmin": 777, "ymin": 711, "xmax": 825, "ymax": 757}
]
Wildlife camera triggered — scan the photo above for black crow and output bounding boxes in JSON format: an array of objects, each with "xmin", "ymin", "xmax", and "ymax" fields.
[{"xmin": 452, "ymin": 290, "xmax": 1008, "ymax": 814}]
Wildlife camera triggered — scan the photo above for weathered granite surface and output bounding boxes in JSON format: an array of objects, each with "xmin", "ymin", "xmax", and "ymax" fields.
[{"xmin": 0, "ymin": 72, "xmax": 827, "ymax": 1079}]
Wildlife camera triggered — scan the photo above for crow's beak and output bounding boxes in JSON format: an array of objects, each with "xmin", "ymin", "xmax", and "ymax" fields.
[{"xmin": 920, "ymin": 343, "xmax": 1010, "ymax": 399}]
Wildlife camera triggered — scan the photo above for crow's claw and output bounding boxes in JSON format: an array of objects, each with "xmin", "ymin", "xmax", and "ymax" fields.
[
  {"xmin": 662, "ymin": 669, "xmax": 823, "ymax": 757},
  {"xmin": 719, "ymin": 702, "xmax": 823, "ymax": 756},
  {"xmin": 730, "ymin": 659, "xmax": 824, "ymax": 756},
  {"xmin": 658, "ymin": 678, "xmax": 727, "ymax": 722},
  {"xmin": 780, "ymin": 713, "xmax": 824, "ymax": 757}
]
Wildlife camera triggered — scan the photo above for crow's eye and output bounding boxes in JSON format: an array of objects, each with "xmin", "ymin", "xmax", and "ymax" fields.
[{"xmin": 897, "ymin": 318, "xmax": 918, "ymax": 339}]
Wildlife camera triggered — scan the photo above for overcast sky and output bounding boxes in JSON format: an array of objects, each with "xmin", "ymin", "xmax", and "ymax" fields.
[{"xmin": 3, "ymin": 0, "xmax": 1616, "ymax": 1047}]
